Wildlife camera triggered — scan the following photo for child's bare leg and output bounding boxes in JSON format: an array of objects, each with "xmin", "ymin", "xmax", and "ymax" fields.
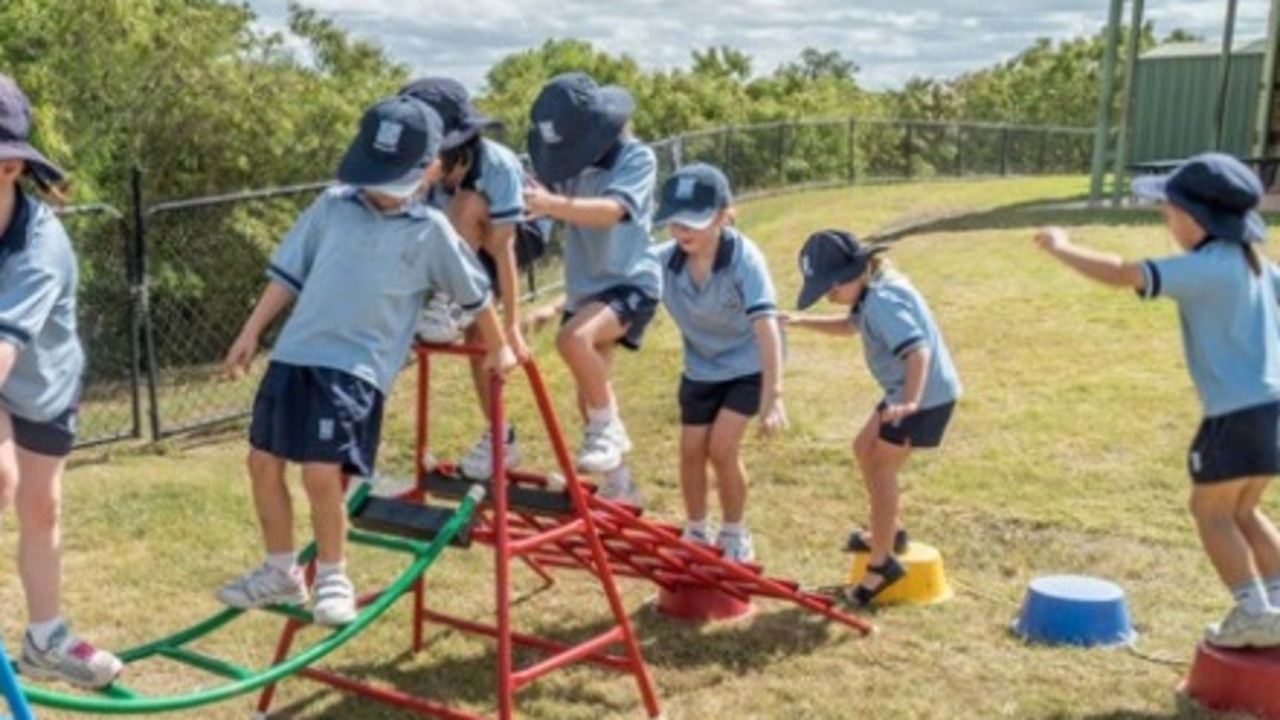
[
  {"xmin": 679, "ymin": 425, "xmax": 711, "ymax": 523},
  {"xmin": 301, "ymin": 462, "xmax": 347, "ymax": 566},
  {"xmin": 1191, "ymin": 480, "xmax": 1260, "ymax": 588},
  {"xmin": 1236, "ymin": 477, "xmax": 1280, "ymax": 578},
  {"xmin": 557, "ymin": 303, "xmax": 624, "ymax": 415},
  {"xmin": 862, "ymin": 439, "xmax": 913, "ymax": 569},
  {"xmin": 708, "ymin": 410, "xmax": 752, "ymax": 524},
  {"xmin": 465, "ymin": 324, "xmax": 493, "ymax": 422},
  {"xmin": 16, "ymin": 447, "xmax": 64, "ymax": 624},
  {"xmin": 852, "ymin": 412, "xmax": 902, "ymax": 545},
  {"xmin": 249, "ymin": 448, "xmax": 292, "ymax": 555}
]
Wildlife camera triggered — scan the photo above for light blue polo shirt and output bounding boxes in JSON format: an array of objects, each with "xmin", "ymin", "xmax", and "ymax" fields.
[
  {"xmin": 849, "ymin": 273, "xmax": 961, "ymax": 409},
  {"xmin": 554, "ymin": 139, "xmax": 661, "ymax": 310},
  {"xmin": 0, "ymin": 190, "xmax": 84, "ymax": 422},
  {"xmin": 269, "ymin": 187, "xmax": 491, "ymax": 394},
  {"xmin": 657, "ymin": 229, "xmax": 778, "ymax": 382},
  {"xmin": 1140, "ymin": 239, "xmax": 1280, "ymax": 417},
  {"xmin": 427, "ymin": 138, "xmax": 525, "ymax": 226}
]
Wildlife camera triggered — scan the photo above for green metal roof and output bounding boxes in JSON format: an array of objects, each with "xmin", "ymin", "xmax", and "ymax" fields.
[{"xmin": 1140, "ymin": 38, "xmax": 1266, "ymax": 59}]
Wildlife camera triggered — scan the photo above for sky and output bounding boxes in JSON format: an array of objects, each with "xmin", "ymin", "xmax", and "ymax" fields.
[{"xmin": 243, "ymin": 0, "xmax": 1270, "ymax": 92}]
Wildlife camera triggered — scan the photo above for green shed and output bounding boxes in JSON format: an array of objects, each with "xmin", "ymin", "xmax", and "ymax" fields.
[{"xmin": 1129, "ymin": 39, "xmax": 1265, "ymax": 163}]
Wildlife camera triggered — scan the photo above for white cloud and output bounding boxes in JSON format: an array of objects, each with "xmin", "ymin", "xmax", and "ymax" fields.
[{"xmin": 244, "ymin": 0, "xmax": 1269, "ymax": 91}]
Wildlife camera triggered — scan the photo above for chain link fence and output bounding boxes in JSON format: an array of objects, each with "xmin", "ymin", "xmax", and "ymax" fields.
[{"xmin": 58, "ymin": 117, "xmax": 1088, "ymax": 448}]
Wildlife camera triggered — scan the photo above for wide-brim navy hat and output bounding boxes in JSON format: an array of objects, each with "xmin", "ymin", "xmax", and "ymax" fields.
[
  {"xmin": 527, "ymin": 72, "xmax": 634, "ymax": 184},
  {"xmin": 796, "ymin": 229, "xmax": 887, "ymax": 309},
  {"xmin": 654, "ymin": 162, "xmax": 733, "ymax": 229},
  {"xmin": 0, "ymin": 74, "xmax": 66, "ymax": 185},
  {"xmin": 399, "ymin": 76, "xmax": 499, "ymax": 151},
  {"xmin": 338, "ymin": 95, "xmax": 442, "ymax": 194},
  {"xmin": 1131, "ymin": 152, "xmax": 1267, "ymax": 243}
]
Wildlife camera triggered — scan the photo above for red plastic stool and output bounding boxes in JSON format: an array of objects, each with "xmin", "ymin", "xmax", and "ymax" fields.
[
  {"xmin": 656, "ymin": 584, "xmax": 755, "ymax": 623},
  {"xmin": 1180, "ymin": 642, "xmax": 1280, "ymax": 719}
]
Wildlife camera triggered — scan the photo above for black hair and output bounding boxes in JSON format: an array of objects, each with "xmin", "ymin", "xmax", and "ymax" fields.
[{"xmin": 440, "ymin": 134, "xmax": 482, "ymax": 178}]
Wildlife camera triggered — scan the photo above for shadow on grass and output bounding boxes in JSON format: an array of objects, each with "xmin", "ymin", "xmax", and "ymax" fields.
[{"xmin": 262, "ymin": 601, "xmax": 849, "ymax": 719}]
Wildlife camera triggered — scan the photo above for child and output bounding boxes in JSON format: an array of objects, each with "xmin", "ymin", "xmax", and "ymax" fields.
[
  {"xmin": 523, "ymin": 72, "xmax": 661, "ymax": 502},
  {"xmin": 784, "ymin": 230, "xmax": 960, "ymax": 606},
  {"xmin": 401, "ymin": 77, "xmax": 538, "ymax": 481},
  {"xmin": 218, "ymin": 95, "xmax": 515, "ymax": 627},
  {"xmin": 1035, "ymin": 152, "xmax": 1280, "ymax": 649},
  {"xmin": 0, "ymin": 73, "xmax": 122, "ymax": 689},
  {"xmin": 652, "ymin": 163, "xmax": 786, "ymax": 562}
]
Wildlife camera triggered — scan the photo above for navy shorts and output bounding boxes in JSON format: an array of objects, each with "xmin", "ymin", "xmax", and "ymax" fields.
[
  {"xmin": 1188, "ymin": 400, "xmax": 1280, "ymax": 485},
  {"xmin": 249, "ymin": 362, "xmax": 385, "ymax": 477},
  {"xmin": 561, "ymin": 285, "xmax": 659, "ymax": 351},
  {"xmin": 679, "ymin": 373, "xmax": 762, "ymax": 425},
  {"xmin": 877, "ymin": 400, "xmax": 955, "ymax": 448},
  {"xmin": 11, "ymin": 404, "xmax": 78, "ymax": 458}
]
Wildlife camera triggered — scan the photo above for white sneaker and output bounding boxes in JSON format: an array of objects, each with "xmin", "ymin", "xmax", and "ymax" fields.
[
  {"xmin": 459, "ymin": 427, "xmax": 522, "ymax": 480},
  {"xmin": 19, "ymin": 623, "xmax": 122, "ymax": 689},
  {"xmin": 217, "ymin": 563, "xmax": 309, "ymax": 609},
  {"xmin": 717, "ymin": 528, "xmax": 756, "ymax": 563},
  {"xmin": 1205, "ymin": 606, "xmax": 1280, "ymax": 648},
  {"xmin": 417, "ymin": 295, "xmax": 471, "ymax": 344},
  {"xmin": 597, "ymin": 465, "xmax": 642, "ymax": 507},
  {"xmin": 576, "ymin": 419, "xmax": 630, "ymax": 474},
  {"xmin": 312, "ymin": 572, "xmax": 358, "ymax": 627},
  {"xmin": 681, "ymin": 525, "xmax": 712, "ymax": 546}
]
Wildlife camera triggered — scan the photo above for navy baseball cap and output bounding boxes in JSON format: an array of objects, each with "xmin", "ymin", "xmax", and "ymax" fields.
[
  {"xmin": 398, "ymin": 77, "xmax": 499, "ymax": 151},
  {"xmin": 0, "ymin": 74, "xmax": 65, "ymax": 184},
  {"xmin": 1131, "ymin": 152, "xmax": 1267, "ymax": 243},
  {"xmin": 527, "ymin": 72, "xmax": 634, "ymax": 184},
  {"xmin": 653, "ymin": 163, "xmax": 733, "ymax": 229},
  {"xmin": 796, "ymin": 229, "xmax": 887, "ymax": 309},
  {"xmin": 337, "ymin": 96, "xmax": 442, "ymax": 197}
]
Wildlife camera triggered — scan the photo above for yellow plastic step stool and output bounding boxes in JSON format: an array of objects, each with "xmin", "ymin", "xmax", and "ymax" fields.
[{"xmin": 847, "ymin": 541, "xmax": 953, "ymax": 606}]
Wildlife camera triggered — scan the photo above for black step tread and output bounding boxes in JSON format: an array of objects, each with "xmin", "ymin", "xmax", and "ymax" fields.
[
  {"xmin": 421, "ymin": 469, "xmax": 574, "ymax": 516},
  {"xmin": 351, "ymin": 496, "xmax": 474, "ymax": 547}
]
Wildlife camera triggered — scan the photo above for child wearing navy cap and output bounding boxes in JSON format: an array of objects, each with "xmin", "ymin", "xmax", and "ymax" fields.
[
  {"xmin": 653, "ymin": 163, "xmax": 787, "ymax": 562},
  {"xmin": 1036, "ymin": 152, "xmax": 1280, "ymax": 648},
  {"xmin": 523, "ymin": 72, "xmax": 661, "ymax": 503},
  {"xmin": 217, "ymin": 95, "xmax": 516, "ymax": 627},
  {"xmin": 785, "ymin": 230, "xmax": 961, "ymax": 606},
  {"xmin": 0, "ymin": 73, "xmax": 122, "ymax": 689}
]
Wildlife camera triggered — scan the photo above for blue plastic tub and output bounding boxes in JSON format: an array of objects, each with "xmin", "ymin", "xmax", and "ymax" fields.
[{"xmin": 1012, "ymin": 574, "xmax": 1136, "ymax": 647}]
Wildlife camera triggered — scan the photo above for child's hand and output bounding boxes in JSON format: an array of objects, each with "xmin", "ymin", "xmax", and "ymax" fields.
[
  {"xmin": 223, "ymin": 332, "xmax": 258, "ymax": 380},
  {"xmin": 759, "ymin": 397, "xmax": 788, "ymax": 437},
  {"xmin": 776, "ymin": 311, "xmax": 795, "ymax": 325},
  {"xmin": 880, "ymin": 402, "xmax": 918, "ymax": 424},
  {"xmin": 523, "ymin": 182, "xmax": 556, "ymax": 219},
  {"xmin": 485, "ymin": 344, "xmax": 518, "ymax": 376},
  {"xmin": 520, "ymin": 302, "xmax": 562, "ymax": 335},
  {"xmin": 506, "ymin": 324, "xmax": 531, "ymax": 363},
  {"xmin": 1034, "ymin": 226, "xmax": 1070, "ymax": 253}
]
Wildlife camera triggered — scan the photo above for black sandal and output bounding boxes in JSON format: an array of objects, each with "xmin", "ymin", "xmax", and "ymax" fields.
[
  {"xmin": 843, "ymin": 527, "xmax": 909, "ymax": 555},
  {"xmin": 842, "ymin": 556, "xmax": 906, "ymax": 608}
]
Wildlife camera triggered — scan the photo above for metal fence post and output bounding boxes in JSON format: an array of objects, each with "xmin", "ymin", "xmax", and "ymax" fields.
[
  {"xmin": 1000, "ymin": 125, "xmax": 1011, "ymax": 176},
  {"xmin": 954, "ymin": 123, "xmax": 964, "ymax": 177},
  {"xmin": 847, "ymin": 118, "xmax": 857, "ymax": 184},
  {"xmin": 776, "ymin": 123, "xmax": 787, "ymax": 186},
  {"xmin": 904, "ymin": 122, "xmax": 915, "ymax": 179},
  {"xmin": 132, "ymin": 164, "xmax": 162, "ymax": 442}
]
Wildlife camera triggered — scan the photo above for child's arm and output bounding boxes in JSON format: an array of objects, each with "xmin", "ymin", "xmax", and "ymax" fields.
[
  {"xmin": 484, "ymin": 224, "xmax": 529, "ymax": 361},
  {"xmin": 1035, "ymin": 226, "xmax": 1144, "ymax": 289},
  {"xmin": 881, "ymin": 346, "xmax": 930, "ymax": 423},
  {"xmin": 753, "ymin": 316, "xmax": 788, "ymax": 436},
  {"xmin": 524, "ymin": 183, "xmax": 626, "ymax": 229},
  {"xmin": 520, "ymin": 295, "xmax": 566, "ymax": 336},
  {"xmin": 470, "ymin": 306, "xmax": 518, "ymax": 376},
  {"xmin": 224, "ymin": 282, "xmax": 294, "ymax": 379},
  {"xmin": 778, "ymin": 311, "xmax": 857, "ymax": 336}
]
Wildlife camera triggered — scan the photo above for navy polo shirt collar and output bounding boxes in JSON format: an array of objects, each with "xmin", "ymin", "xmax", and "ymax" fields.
[
  {"xmin": 665, "ymin": 228, "xmax": 738, "ymax": 275},
  {"xmin": 0, "ymin": 187, "xmax": 32, "ymax": 257}
]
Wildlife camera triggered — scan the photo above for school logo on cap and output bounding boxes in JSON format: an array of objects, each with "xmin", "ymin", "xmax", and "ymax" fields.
[
  {"xmin": 675, "ymin": 177, "xmax": 697, "ymax": 200},
  {"xmin": 538, "ymin": 120, "xmax": 562, "ymax": 145},
  {"xmin": 374, "ymin": 120, "xmax": 404, "ymax": 153},
  {"xmin": 801, "ymin": 253, "xmax": 814, "ymax": 277}
]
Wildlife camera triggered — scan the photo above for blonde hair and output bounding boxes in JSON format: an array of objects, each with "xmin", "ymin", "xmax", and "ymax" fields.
[{"xmin": 869, "ymin": 253, "xmax": 900, "ymax": 281}]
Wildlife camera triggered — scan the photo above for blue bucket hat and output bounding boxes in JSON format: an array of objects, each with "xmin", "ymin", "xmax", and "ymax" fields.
[
  {"xmin": 653, "ymin": 163, "xmax": 733, "ymax": 230},
  {"xmin": 1131, "ymin": 152, "xmax": 1267, "ymax": 243},
  {"xmin": 526, "ymin": 72, "xmax": 634, "ymax": 184},
  {"xmin": 0, "ymin": 74, "xmax": 66, "ymax": 185},
  {"xmin": 796, "ymin": 229, "xmax": 887, "ymax": 309},
  {"xmin": 337, "ymin": 96, "xmax": 442, "ymax": 198},
  {"xmin": 399, "ymin": 77, "xmax": 499, "ymax": 151}
]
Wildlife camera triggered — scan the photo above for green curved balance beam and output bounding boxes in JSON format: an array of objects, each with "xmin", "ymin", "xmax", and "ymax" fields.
[{"xmin": 16, "ymin": 483, "xmax": 484, "ymax": 715}]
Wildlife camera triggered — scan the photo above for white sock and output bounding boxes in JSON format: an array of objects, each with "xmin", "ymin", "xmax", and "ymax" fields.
[
  {"xmin": 586, "ymin": 405, "xmax": 615, "ymax": 427},
  {"xmin": 686, "ymin": 518, "xmax": 708, "ymax": 534},
  {"xmin": 604, "ymin": 464, "xmax": 632, "ymax": 485},
  {"xmin": 1266, "ymin": 574, "xmax": 1280, "ymax": 607},
  {"xmin": 267, "ymin": 552, "xmax": 298, "ymax": 574},
  {"xmin": 316, "ymin": 561, "xmax": 347, "ymax": 579},
  {"xmin": 1232, "ymin": 579, "xmax": 1271, "ymax": 615},
  {"xmin": 27, "ymin": 619, "xmax": 64, "ymax": 651},
  {"xmin": 720, "ymin": 522, "xmax": 745, "ymax": 537}
]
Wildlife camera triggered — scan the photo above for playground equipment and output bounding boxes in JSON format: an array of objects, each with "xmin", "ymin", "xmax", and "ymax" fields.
[
  {"xmin": 1, "ymin": 636, "xmax": 35, "ymax": 720},
  {"xmin": 846, "ymin": 541, "xmax": 953, "ymax": 606},
  {"xmin": 1012, "ymin": 575, "xmax": 1135, "ymax": 648},
  {"xmin": 1180, "ymin": 642, "xmax": 1280, "ymax": 719},
  {"xmin": 9, "ymin": 342, "xmax": 871, "ymax": 719}
]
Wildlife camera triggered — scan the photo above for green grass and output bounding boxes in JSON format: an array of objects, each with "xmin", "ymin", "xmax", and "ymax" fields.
[{"xmin": 3, "ymin": 175, "xmax": 1269, "ymax": 719}]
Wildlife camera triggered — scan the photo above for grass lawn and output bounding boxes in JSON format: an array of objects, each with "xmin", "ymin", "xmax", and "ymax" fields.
[{"xmin": 4, "ymin": 176, "xmax": 1270, "ymax": 719}]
